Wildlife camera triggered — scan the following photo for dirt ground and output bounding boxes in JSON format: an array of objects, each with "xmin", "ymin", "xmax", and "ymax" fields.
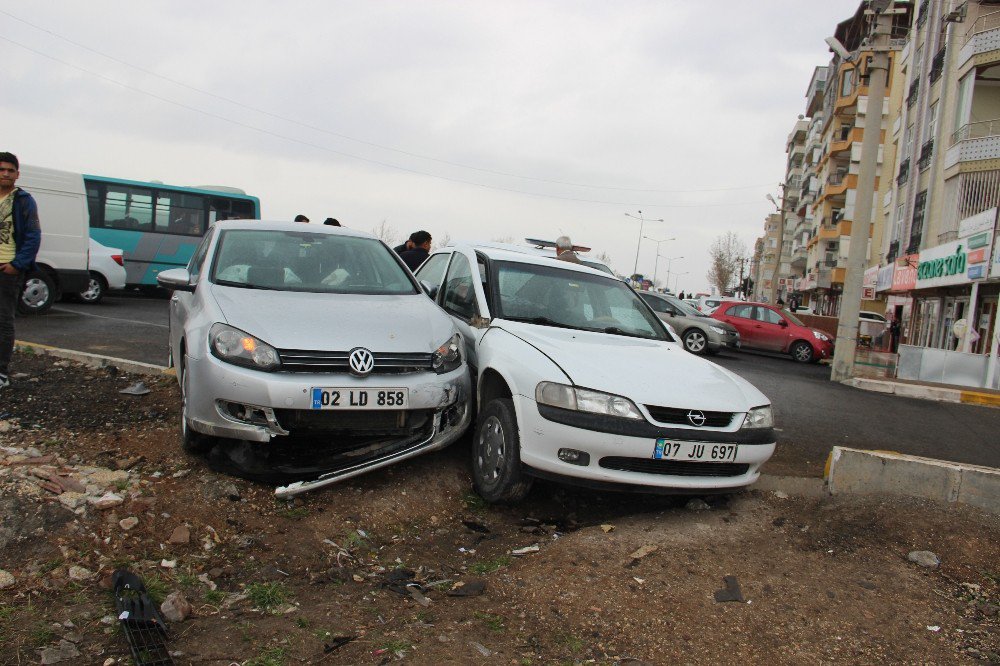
[{"xmin": 0, "ymin": 349, "xmax": 998, "ymax": 665}]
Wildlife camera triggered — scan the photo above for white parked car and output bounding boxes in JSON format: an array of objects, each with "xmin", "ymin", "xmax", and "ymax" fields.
[
  {"xmin": 415, "ymin": 243, "xmax": 776, "ymax": 503},
  {"xmin": 76, "ymin": 238, "xmax": 126, "ymax": 304},
  {"xmin": 157, "ymin": 221, "xmax": 471, "ymax": 497}
]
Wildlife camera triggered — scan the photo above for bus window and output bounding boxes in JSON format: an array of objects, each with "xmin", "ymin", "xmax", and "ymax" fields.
[
  {"xmin": 86, "ymin": 185, "xmax": 102, "ymax": 226},
  {"xmin": 156, "ymin": 192, "xmax": 206, "ymax": 236},
  {"xmin": 210, "ymin": 197, "xmax": 256, "ymax": 222},
  {"xmin": 104, "ymin": 186, "xmax": 153, "ymax": 231}
]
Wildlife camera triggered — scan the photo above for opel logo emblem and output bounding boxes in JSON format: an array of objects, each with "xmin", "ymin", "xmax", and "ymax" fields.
[
  {"xmin": 687, "ymin": 410, "xmax": 706, "ymax": 427},
  {"xmin": 348, "ymin": 347, "xmax": 375, "ymax": 376}
]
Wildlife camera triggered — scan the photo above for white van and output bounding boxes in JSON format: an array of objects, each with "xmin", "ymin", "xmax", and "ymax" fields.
[{"xmin": 14, "ymin": 165, "xmax": 91, "ymax": 313}]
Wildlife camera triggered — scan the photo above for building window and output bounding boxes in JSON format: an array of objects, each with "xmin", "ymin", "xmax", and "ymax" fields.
[
  {"xmin": 924, "ymin": 102, "xmax": 938, "ymax": 144},
  {"xmin": 929, "ymin": 47, "xmax": 946, "ymax": 84},
  {"xmin": 908, "ymin": 190, "xmax": 927, "ymax": 253},
  {"xmin": 916, "ymin": 0, "xmax": 930, "ymax": 29},
  {"xmin": 841, "ymin": 68, "xmax": 855, "ymax": 97},
  {"xmin": 907, "ymin": 81, "xmax": 919, "ymax": 108},
  {"xmin": 918, "ymin": 139, "xmax": 934, "ymax": 171}
]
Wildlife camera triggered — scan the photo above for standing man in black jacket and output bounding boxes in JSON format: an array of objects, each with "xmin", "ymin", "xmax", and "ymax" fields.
[
  {"xmin": 398, "ymin": 230, "xmax": 432, "ymax": 272},
  {"xmin": 0, "ymin": 152, "xmax": 42, "ymax": 390}
]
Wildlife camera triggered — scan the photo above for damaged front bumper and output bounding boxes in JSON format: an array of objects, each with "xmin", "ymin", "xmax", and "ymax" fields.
[
  {"xmin": 183, "ymin": 352, "xmax": 472, "ymax": 496},
  {"xmin": 274, "ymin": 401, "xmax": 471, "ymax": 497}
]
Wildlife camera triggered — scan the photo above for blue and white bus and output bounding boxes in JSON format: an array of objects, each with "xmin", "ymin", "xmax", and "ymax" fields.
[{"xmin": 85, "ymin": 176, "xmax": 260, "ymax": 287}]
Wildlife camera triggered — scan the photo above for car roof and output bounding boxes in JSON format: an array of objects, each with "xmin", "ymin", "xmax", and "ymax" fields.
[
  {"xmin": 464, "ymin": 240, "xmax": 612, "ymax": 269},
  {"xmin": 447, "ymin": 242, "xmax": 611, "ymax": 276},
  {"xmin": 211, "ymin": 219, "xmax": 378, "ymax": 240}
]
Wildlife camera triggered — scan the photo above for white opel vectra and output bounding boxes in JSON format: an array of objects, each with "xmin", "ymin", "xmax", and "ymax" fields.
[
  {"xmin": 415, "ymin": 243, "xmax": 776, "ymax": 503},
  {"xmin": 157, "ymin": 221, "xmax": 471, "ymax": 497}
]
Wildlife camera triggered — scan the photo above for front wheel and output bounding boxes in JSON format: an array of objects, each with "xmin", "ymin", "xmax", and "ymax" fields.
[
  {"xmin": 682, "ymin": 329, "xmax": 709, "ymax": 355},
  {"xmin": 18, "ymin": 270, "xmax": 57, "ymax": 314},
  {"xmin": 790, "ymin": 341, "xmax": 815, "ymax": 364},
  {"xmin": 179, "ymin": 357, "xmax": 215, "ymax": 454},
  {"xmin": 472, "ymin": 398, "xmax": 533, "ymax": 504}
]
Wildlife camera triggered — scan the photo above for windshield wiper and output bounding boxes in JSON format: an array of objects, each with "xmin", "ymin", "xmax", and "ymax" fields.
[
  {"xmin": 599, "ymin": 326, "xmax": 654, "ymax": 340},
  {"xmin": 214, "ymin": 279, "xmax": 275, "ymax": 290},
  {"xmin": 505, "ymin": 316, "xmax": 576, "ymax": 330}
]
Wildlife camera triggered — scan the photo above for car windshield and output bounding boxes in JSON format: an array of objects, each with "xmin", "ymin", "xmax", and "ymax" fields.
[
  {"xmin": 580, "ymin": 260, "xmax": 615, "ymax": 275},
  {"xmin": 495, "ymin": 261, "xmax": 668, "ymax": 340},
  {"xmin": 663, "ymin": 294, "xmax": 707, "ymax": 317},
  {"xmin": 781, "ymin": 309, "xmax": 805, "ymax": 326},
  {"xmin": 210, "ymin": 229, "xmax": 416, "ymax": 295}
]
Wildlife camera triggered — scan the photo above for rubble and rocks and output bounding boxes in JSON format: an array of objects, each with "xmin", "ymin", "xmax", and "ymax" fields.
[
  {"xmin": 0, "ymin": 569, "xmax": 15, "ymax": 589},
  {"xmin": 68, "ymin": 566, "xmax": 95, "ymax": 582},
  {"xmin": 907, "ymin": 550, "xmax": 941, "ymax": 569},
  {"xmin": 37, "ymin": 639, "xmax": 81, "ymax": 664},
  {"xmin": 161, "ymin": 591, "xmax": 192, "ymax": 622},
  {"xmin": 167, "ymin": 525, "xmax": 190, "ymax": 544},
  {"xmin": 119, "ymin": 516, "xmax": 139, "ymax": 531}
]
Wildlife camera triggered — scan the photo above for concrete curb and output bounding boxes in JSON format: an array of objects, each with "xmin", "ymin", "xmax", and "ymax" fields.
[
  {"xmin": 843, "ymin": 376, "xmax": 1000, "ymax": 408},
  {"xmin": 826, "ymin": 446, "xmax": 1000, "ymax": 514},
  {"xmin": 15, "ymin": 340, "xmax": 171, "ymax": 378}
]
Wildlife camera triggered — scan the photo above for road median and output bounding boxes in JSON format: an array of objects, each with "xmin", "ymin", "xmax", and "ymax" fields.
[{"xmin": 826, "ymin": 446, "xmax": 1000, "ymax": 514}]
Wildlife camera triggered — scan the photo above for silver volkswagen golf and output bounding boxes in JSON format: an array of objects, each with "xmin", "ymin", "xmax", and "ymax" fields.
[{"xmin": 157, "ymin": 221, "xmax": 471, "ymax": 496}]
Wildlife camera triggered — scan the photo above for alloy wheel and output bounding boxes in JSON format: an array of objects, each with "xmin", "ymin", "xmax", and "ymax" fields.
[{"xmin": 477, "ymin": 415, "xmax": 506, "ymax": 482}]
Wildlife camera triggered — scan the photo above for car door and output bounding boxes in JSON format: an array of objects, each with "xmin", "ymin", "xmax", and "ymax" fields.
[
  {"xmin": 752, "ymin": 306, "xmax": 790, "ymax": 352},
  {"xmin": 412, "ymin": 251, "xmax": 453, "ymax": 299},
  {"xmin": 435, "ymin": 248, "xmax": 491, "ymax": 372},
  {"xmin": 716, "ymin": 303, "xmax": 756, "ymax": 347}
]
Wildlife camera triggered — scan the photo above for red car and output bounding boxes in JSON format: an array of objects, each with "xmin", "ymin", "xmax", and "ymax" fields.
[{"xmin": 711, "ymin": 302, "xmax": 834, "ymax": 363}]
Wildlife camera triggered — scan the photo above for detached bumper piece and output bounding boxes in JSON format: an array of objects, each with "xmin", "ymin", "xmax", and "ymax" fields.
[{"xmin": 112, "ymin": 569, "xmax": 173, "ymax": 666}]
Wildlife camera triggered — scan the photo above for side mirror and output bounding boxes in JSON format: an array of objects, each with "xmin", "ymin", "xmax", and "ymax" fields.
[
  {"xmin": 157, "ymin": 268, "xmax": 195, "ymax": 292},
  {"xmin": 779, "ymin": 319, "xmax": 788, "ymax": 328},
  {"xmin": 420, "ymin": 280, "xmax": 439, "ymax": 299}
]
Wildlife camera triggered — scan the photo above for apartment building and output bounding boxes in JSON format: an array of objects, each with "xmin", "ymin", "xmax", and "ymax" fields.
[
  {"xmin": 754, "ymin": 212, "xmax": 783, "ymax": 301},
  {"xmin": 880, "ymin": 0, "xmax": 1000, "ymax": 386}
]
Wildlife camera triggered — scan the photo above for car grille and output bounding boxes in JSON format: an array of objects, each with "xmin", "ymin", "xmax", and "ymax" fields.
[
  {"xmin": 599, "ymin": 457, "xmax": 749, "ymax": 477},
  {"xmin": 277, "ymin": 350, "xmax": 435, "ymax": 374},
  {"xmin": 644, "ymin": 406, "xmax": 736, "ymax": 428},
  {"xmin": 273, "ymin": 408, "xmax": 432, "ymax": 436}
]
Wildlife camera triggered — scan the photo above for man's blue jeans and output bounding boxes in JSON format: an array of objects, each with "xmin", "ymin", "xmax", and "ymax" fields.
[{"xmin": 0, "ymin": 272, "xmax": 22, "ymax": 377}]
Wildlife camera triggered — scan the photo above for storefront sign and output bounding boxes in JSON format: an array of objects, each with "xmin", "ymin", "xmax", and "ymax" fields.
[
  {"xmin": 863, "ymin": 266, "xmax": 878, "ymax": 289},
  {"xmin": 891, "ymin": 255, "xmax": 918, "ymax": 291},
  {"xmin": 991, "ymin": 233, "xmax": 1000, "ymax": 278},
  {"xmin": 862, "ymin": 287, "xmax": 876, "ymax": 300},
  {"xmin": 915, "ymin": 238, "xmax": 989, "ymax": 288},
  {"xmin": 958, "ymin": 207, "xmax": 997, "ymax": 239},
  {"xmin": 876, "ymin": 263, "xmax": 894, "ymax": 292}
]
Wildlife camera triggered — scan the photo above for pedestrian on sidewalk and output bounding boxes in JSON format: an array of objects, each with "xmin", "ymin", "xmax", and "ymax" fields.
[{"xmin": 0, "ymin": 152, "xmax": 42, "ymax": 390}]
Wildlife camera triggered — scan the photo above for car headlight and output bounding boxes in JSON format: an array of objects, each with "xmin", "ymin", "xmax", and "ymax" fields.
[
  {"xmin": 432, "ymin": 333, "xmax": 462, "ymax": 374},
  {"xmin": 709, "ymin": 326, "xmax": 726, "ymax": 335},
  {"xmin": 742, "ymin": 405, "xmax": 773, "ymax": 429},
  {"xmin": 209, "ymin": 323, "xmax": 280, "ymax": 371},
  {"xmin": 813, "ymin": 330, "xmax": 830, "ymax": 342},
  {"xmin": 535, "ymin": 382, "xmax": 643, "ymax": 419}
]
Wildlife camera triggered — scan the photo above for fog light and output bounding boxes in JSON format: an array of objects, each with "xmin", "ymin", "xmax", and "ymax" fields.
[{"xmin": 558, "ymin": 448, "xmax": 590, "ymax": 466}]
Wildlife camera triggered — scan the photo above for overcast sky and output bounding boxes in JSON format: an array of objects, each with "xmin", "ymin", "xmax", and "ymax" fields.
[{"xmin": 2, "ymin": 1, "xmax": 861, "ymax": 294}]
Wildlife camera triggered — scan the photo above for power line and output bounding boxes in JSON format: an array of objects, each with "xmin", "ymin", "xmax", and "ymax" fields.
[{"xmin": 0, "ymin": 8, "xmax": 773, "ymax": 196}]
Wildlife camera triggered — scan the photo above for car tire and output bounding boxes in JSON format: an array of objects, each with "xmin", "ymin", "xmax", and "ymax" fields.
[
  {"xmin": 18, "ymin": 270, "xmax": 57, "ymax": 314},
  {"xmin": 78, "ymin": 272, "xmax": 107, "ymax": 304},
  {"xmin": 472, "ymin": 398, "xmax": 533, "ymax": 504},
  {"xmin": 682, "ymin": 329, "xmax": 709, "ymax": 355},
  {"xmin": 179, "ymin": 357, "xmax": 215, "ymax": 454},
  {"xmin": 790, "ymin": 340, "xmax": 815, "ymax": 364}
]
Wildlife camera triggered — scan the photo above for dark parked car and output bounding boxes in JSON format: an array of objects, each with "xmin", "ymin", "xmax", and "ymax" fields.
[
  {"xmin": 711, "ymin": 302, "xmax": 834, "ymax": 363},
  {"xmin": 639, "ymin": 291, "xmax": 740, "ymax": 355}
]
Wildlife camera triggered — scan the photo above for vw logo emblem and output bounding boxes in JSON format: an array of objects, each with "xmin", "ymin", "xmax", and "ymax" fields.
[
  {"xmin": 348, "ymin": 347, "xmax": 375, "ymax": 376},
  {"xmin": 687, "ymin": 410, "xmax": 706, "ymax": 427}
]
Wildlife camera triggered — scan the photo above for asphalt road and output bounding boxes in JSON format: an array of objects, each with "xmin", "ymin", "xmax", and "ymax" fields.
[{"xmin": 14, "ymin": 294, "xmax": 1000, "ymax": 476}]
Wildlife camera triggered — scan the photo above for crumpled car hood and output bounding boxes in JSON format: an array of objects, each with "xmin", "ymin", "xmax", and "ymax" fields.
[{"xmin": 496, "ymin": 320, "xmax": 769, "ymax": 411}]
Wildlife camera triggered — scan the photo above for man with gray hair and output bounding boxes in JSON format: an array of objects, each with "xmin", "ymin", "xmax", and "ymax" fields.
[{"xmin": 555, "ymin": 236, "xmax": 582, "ymax": 264}]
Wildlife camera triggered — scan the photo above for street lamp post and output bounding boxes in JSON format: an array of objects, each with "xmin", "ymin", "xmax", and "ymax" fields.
[
  {"xmin": 644, "ymin": 236, "xmax": 676, "ymax": 285},
  {"xmin": 672, "ymin": 271, "xmax": 689, "ymax": 294},
  {"xmin": 660, "ymin": 255, "xmax": 683, "ymax": 290},
  {"xmin": 626, "ymin": 210, "xmax": 664, "ymax": 279}
]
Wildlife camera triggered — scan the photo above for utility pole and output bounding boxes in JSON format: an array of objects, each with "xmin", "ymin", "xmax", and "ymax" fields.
[
  {"xmin": 831, "ymin": 2, "xmax": 895, "ymax": 382},
  {"xmin": 737, "ymin": 256, "xmax": 747, "ymax": 299}
]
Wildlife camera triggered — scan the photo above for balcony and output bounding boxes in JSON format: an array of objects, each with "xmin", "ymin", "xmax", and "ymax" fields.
[
  {"xmin": 959, "ymin": 10, "xmax": 1000, "ymax": 69},
  {"xmin": 946, "ymin": 119, "xmax": 1000, "ymax": 168},
  {"xmin": 906, "ymin": 81, "xmax": 919, "ymax": 108},
  {"xmin": 929, "ymin": 47, "xmax": 946, "ymax": 84},
  {"xmin": 906, "ymin": 232, "xmax": 922, "ymax": 254}
]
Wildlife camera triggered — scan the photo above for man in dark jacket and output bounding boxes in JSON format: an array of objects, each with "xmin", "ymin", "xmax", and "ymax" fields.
[
  {"xmin": 398, "ymin": 230, "xmax": 432, "ymax": 272},
  {"xmin": 0, "ymin": 152, "xmax": 42, "ymax": 389}
]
